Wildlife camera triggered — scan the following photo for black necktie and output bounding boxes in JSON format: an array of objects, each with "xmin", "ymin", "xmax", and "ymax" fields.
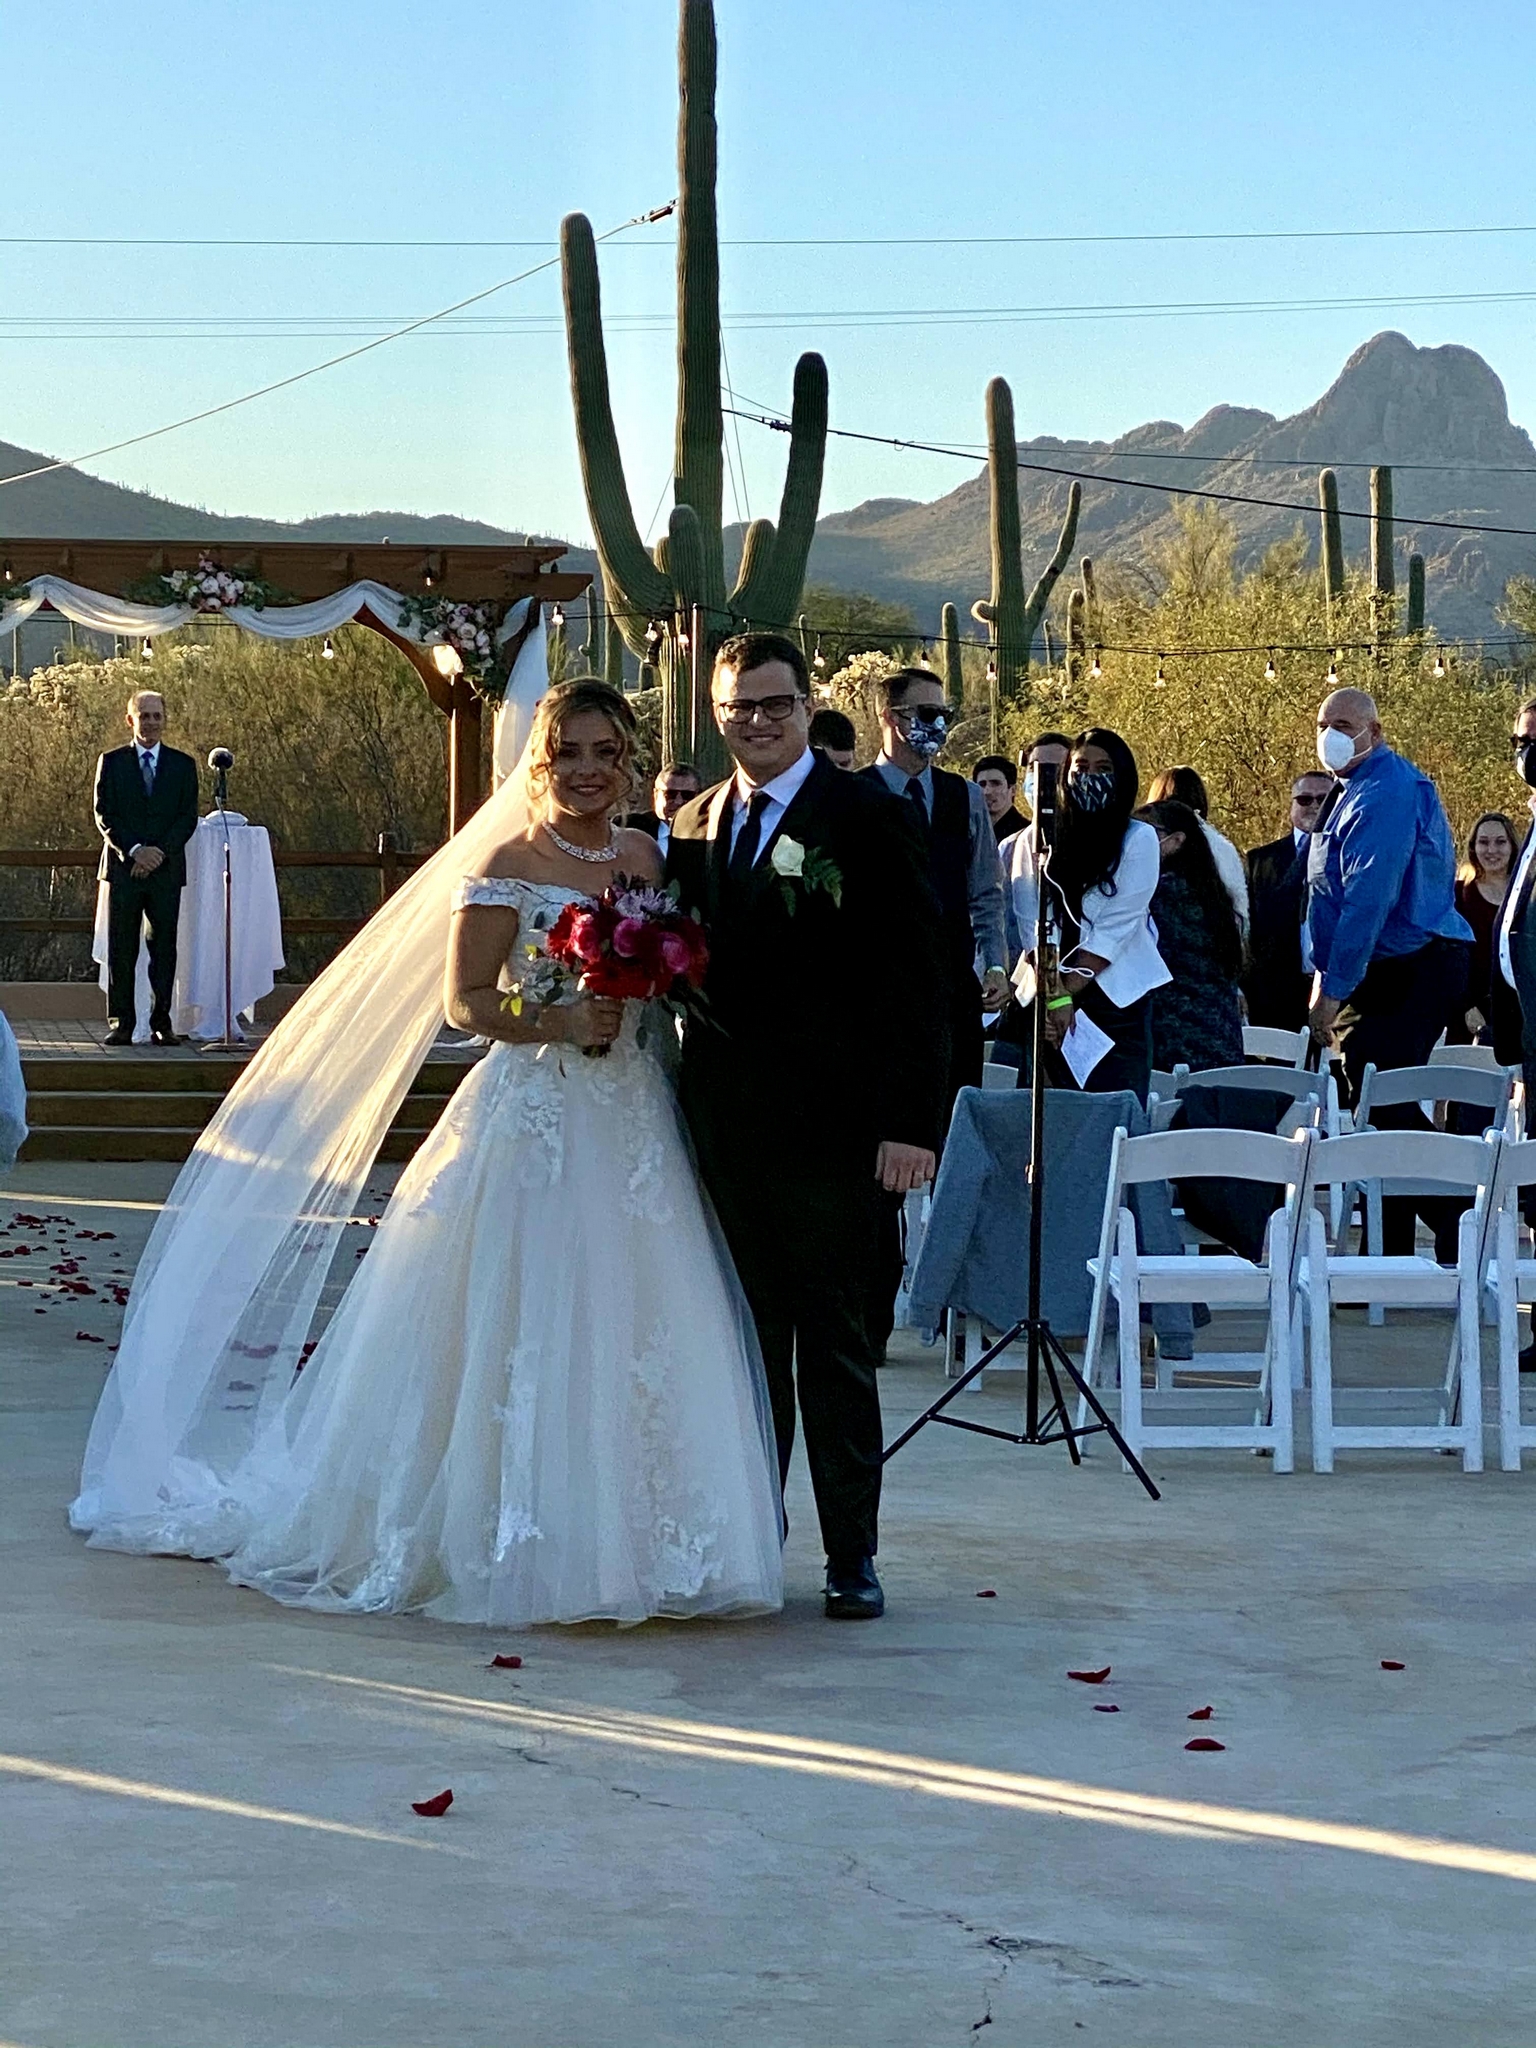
[
  {"xmin": 140, "ymin": 750, "xmax": 156, "ymax": 795},
  {"xmin": 728, "ymin": 790, "xmax": 771, "ymax": 889},
  {"xmin": 904, "ymin": 774, "xmax": 928, "ymax": 824}
]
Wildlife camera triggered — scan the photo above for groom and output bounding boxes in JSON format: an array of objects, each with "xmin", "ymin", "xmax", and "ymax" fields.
[{"xmin": 667, "ymin": 632, "xmax": 949, "ymax": 1619}]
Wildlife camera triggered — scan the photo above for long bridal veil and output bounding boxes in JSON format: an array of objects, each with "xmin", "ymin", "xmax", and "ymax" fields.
[{"xmin": 71, "ymin": 712, "xmax": 540, "ymax": 1550}]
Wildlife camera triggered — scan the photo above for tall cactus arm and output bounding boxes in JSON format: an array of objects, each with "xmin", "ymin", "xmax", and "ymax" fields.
[
  {"xmin": 1022, "ymin": 481, "xmax": 1083, "ymax": 645},
  {"xmin": 1406, "ymin": 553, "xmax": 1426, "ymax": 634},
  {"xmin": 561, "ymin": 211, "xmax": 674, "ymax": 622},
  {"xmin": 972, "ymin": 376, "xmax": 1026, "ymax": 639},
  {"xmin": 1369, "ymin": 465, "xmax": 1395, "ymax": 596},
  {"xmin": 732, "ymin": 518, "xmax": 778, "ymax": 624},
  {"xmin": 667, "ymin": 503, "xmax": 711, "ymax": 624},
  {"xmin": 940, "ymin": 602, "xmax": 963, "ymax": 699},
  {"xmin": 730, "ymin": 351, "xmax": 829, "ymax": 625},
  {"xmin": 1318, "ymin": 468, "xmax": 1345, "ymax": 622},
  {"xmin": 674, "ymin": 0, "xmax": 725, "ymax": 610}
]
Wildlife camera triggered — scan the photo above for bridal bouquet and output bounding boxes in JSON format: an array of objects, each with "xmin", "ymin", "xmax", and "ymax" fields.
[{"xmin": 545, "ymin": 880, "xmax": 710, "ymax": 1056}]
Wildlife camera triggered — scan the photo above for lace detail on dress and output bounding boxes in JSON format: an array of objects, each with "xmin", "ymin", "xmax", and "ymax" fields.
[{"xmin": 452, "ymin": 874, "xmax": 527, "ymax": 911}]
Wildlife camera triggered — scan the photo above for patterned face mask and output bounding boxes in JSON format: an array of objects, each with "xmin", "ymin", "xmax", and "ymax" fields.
[{"xmin": 1068, "ymin": 767, "xmax": 1117, "ymax": 814}]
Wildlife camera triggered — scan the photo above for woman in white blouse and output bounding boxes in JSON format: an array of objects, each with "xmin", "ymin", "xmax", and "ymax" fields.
[{"xmin": 1003, "ymin": 727, "xmax": 1170, "ymax": 1103}]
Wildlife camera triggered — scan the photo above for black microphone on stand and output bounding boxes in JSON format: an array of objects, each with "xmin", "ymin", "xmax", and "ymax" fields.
[
  {"xmin": 208, "ymin": 746, "xmax": 234, "ymax": 811},
  {"xmin": 206, "ymin": 749, "xmax": 236, "ymax": 1043}
]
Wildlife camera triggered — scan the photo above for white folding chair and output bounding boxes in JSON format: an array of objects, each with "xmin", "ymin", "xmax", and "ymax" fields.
[
  {"xmin": 1351, "ymin": 1062, "xmax": 1516, "ymax": 1323},
  {"xmin": 980, "ymin": 1060, "xmax": 1018, "ymax": 1091},
  {"xmin": 1243, "ymin": 1023, "xmax": 1309, "ymax": 1067},
  {"xmin": 1080, "ymin": 1126, "xmax": 1315, "ymax": 1471},
  {"xmin": 1303, "ymin": 1129, "xmax": 1500, "ymax": 1473},
  {"xmin": 1429, "ymin": 1042, "xmax": 1507, "ymax": 1076},
  {"xmin": 1482, "ymin": 1137, "xmax": 1536, "ymax": 1470}
]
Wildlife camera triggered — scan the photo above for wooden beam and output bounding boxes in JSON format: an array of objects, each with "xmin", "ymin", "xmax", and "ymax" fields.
[{"xmin": 448, "ymin": 677, "xmax": 483, "ymax": 835}]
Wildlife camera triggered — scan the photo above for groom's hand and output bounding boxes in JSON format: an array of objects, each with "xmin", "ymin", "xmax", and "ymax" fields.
[{"xmin": 875, "ymin": 1141, "xmax": 936, "ymax": 1194}]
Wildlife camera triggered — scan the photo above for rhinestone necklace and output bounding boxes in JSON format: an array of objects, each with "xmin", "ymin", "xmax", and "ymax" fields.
[{"xmin": 543, "ymin": 820, "xmax": 620, "ymax": 864}]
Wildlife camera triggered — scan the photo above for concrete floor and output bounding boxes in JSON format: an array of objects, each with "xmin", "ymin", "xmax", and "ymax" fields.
[{"xmin": 4, "ymin": 1163, "xmax": 1536, "ymax": 2047}]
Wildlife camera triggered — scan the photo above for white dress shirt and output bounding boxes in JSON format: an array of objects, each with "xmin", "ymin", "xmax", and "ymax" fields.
[
  {"xmin": 1498, "ymin": 795, "xmax": 1536, "ymax": 988},
  {"xmin": 730, "ymin": 745, "xmax": 817, "ymax": 860},
  {"xmin": 129, "ymin": 740, "xmax": 162, "ymax": 860},
  {"xmin": 1008, "ymin": 817, "xmax": 1171, "ymax": 1011}
]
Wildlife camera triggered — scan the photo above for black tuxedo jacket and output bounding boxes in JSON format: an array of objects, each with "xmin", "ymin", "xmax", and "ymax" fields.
[
  {"xmin": 625, "ymin": 810, "xmax": 663, "ymax": 839},
  {"xmin": 1243, "ymin": 830, "xmax": 1308, "ymax": 1025},
  {"xmin": 665, "ymin": 753, "xmax": 950, "ymax": 1172},
  {"xmin": 94, "ymin": 744, "xmax": 200, "ymax": 888}
]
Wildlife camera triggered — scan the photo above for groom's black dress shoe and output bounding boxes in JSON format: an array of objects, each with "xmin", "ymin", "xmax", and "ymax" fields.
[
  {"xmin": 150, "ymin": 1026, "xmax": 182, "ymax": 1047},
  {"xmin": 103, "ymin": 1027, "xmax": 134, "ymax": 1046},
  {"xmin": 824, "ymin": 1556, "xmax": 884, "ymax": 1620}
]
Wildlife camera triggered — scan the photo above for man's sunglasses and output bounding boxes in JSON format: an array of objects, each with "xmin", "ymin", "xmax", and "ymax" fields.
[
  {"xmin": 1509, "ymin": 734, "xmax": 1536, "ymax": 752},
  {"xmin": 1292, "ymin": 792, "xmax": 1327, "ymax": 807}
]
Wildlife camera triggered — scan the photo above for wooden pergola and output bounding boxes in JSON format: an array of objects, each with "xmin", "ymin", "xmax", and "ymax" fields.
[{"xmin": 1, "ymin": 538, "xmax": 591, "ymax": 832}]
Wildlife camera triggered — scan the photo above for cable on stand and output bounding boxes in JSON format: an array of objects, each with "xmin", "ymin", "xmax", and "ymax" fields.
[
  {"xmin": 882, "ymin": 759, "xmax": 1161, "ymax": 1499},
  {"xmin": 207, "ymin": 747, "xmax": 238, "ymax": 1051}
]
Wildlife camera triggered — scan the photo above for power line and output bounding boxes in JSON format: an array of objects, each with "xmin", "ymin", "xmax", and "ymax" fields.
[
  {"xmin": 728, "ymin": 406, "xmax": 1536, "ymax": 542},
  {"xmin": 0, "ymin": 204, "xmax": 675, "ymax": 496},
  {"xmin": 9, "ymin": 221, "xmax": 1536, "ymax": 249}
]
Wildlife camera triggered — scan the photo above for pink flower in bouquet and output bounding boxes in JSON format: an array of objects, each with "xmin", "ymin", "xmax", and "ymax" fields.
[{"xmin": 611, "ymin": 917, "xmax": 647, "ymax": 959}]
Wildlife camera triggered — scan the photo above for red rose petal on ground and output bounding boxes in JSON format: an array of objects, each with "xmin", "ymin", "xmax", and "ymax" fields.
[
  {"xmin": 1067, "ymin": 1666, "xmax": 1112, "ymax": 1684},
  {"xmin": 411, "ymin": 1788, "xmax": 453, "ymax": 1817},
  {"xmin": 1188, "ymin": 1706, "xmax": 1214, "ymax": 1720},
  {"xmin": 975, "ymin": 1589, "xmax": 997, "ymax": 1599},
  {"xmin": 1380, "ymin": 1660, "xmax": 1406, "ymax": 1671},
  {"xmin": 1185, "ymin": 1738, "xmax": 1226, "ymax": 1752},
  {"xmin": 489, "ymin": 1654, "xmax": 523, "ymax": 1669},
  {"xmin": 1093, "ymin": 1704, "xmax": 1120, "ymax": 1713}
]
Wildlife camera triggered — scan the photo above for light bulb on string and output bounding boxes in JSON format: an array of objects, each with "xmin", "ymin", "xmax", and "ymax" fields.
[
  {"xmin": 550, "ymin": 604, "xmax": 566, "ymax": 632},
  {"xmin": 1089, "ymin": 647, "xmax": 1102, "ymax": 679},
  {"xmin": 1264, "ymin": 649, "xmax": 1277, "ymax": 681},
  {"xmin": 320, "ymin": 636, "xmax": 335, "ymax": 661},
  {"xmin": 140, "ymin": 637, "xmax": 153, "ymax": 662},
  {"xmin": 812, "ymin": 638, "xmax": 826, "ymax": 674},
  {"xmin": 918, "ymin": 645, "xmax": 932, "ymax": 669},
  {"xmin": 985, "ymin": 653, "xmax": 998, "ymax": 687},
  {"xmin": 1154, "ymin": 654, "xmax": 1166, "ymax": 689},
  {"xmin": 643, "ymin": 618, "xmax": 661, "ymax": 656},
  {"xmin": 1326, "ymin": 655, "xmax": 1339, "ymax": 687},
  {"xmin": 1432, "ymin": 650, "xmax": 1446, "ymax": 678}
]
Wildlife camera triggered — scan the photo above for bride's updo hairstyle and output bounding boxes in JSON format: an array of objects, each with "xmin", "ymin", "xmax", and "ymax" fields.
[{"xmin": 524, "ymin": 676, "xmax": 639, "ymax": 810}]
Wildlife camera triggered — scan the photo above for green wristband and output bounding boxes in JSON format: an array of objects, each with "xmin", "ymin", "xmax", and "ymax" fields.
[{"xmin": 1047, "ymin": 994, "xmax": 1075, "ymax": 1012}]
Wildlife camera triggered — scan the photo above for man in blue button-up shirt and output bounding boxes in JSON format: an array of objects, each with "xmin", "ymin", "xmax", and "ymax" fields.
[{"xmin": 1306, "ymin": 687, "xmax": 1473, "ymax": 1252}]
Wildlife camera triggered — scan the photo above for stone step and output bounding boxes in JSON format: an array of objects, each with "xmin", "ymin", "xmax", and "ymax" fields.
[
  {"xmin": 19, "ymin": 1055, "xmax": 476, "ymax": 1095},
  {"xmin": 21, "ymin": 1122, "xmax": 441, "ymax": 1165},
  {"xmin": 25, "ymin": 1091, "xmax": 224, "ymax": 1129}
]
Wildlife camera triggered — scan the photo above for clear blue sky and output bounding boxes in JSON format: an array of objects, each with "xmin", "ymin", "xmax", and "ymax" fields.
[{"xmin": 6, "ymin": 0, "xmax": 1536, "ymax": 546}]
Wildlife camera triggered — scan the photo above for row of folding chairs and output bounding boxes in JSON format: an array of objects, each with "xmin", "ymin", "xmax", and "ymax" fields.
[{"xmin": 1078, "ymin": 1122, "xmax": 1536, "ymax": 1476}]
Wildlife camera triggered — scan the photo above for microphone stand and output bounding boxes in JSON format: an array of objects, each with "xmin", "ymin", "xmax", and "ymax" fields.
[
  {"xmin": 882, "ymin": 763, "xmax": 1160, "ymax": 1498},
  {"xmin": 211, "ymin": 755, "xmax": 238, "ymax": 1051}
]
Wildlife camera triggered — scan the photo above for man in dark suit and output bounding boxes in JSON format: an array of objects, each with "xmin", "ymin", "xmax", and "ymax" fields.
[
  {"xmin": 93, "ymin": 690, "xmax": 200, "ymax": 1045},
  {"xmin": 625, "ymin": 762, "xmax": 701, "ymax": 856},
  {"xmin": 667, "ymin": 632, "xmax": 948, "ymax": 1622},
  {"xmin": 1243, "ymin": 771, "xmax": 1334, "ymax": 1029}
]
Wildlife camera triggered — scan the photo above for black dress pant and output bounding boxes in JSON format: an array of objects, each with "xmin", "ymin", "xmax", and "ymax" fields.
[
  {"xmin": 1334, "ymin": 937, "xmax": 1471, "ymax": 1258},
  {"xmin": 105, "ymin": 869, "xmax": 182, "ymax": 1031},
  {"xmin": 995, "ymin": 985, "xmax": 1153, "ymax": 1107},
  {"xmin": 699, "ymin": 1150, "xmax": 885, "ymax": 1564}
]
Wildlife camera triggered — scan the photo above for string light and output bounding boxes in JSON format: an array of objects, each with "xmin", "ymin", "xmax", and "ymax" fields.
[
  {"xmin": 139, "ymin": 636, "xmax": 153, "ymax": 661},
  {"xmin": 1154, "ymin": 654, "xmax": 1166, "ymax": 688},
  {"xmin": 643, "ymin": 618, "xmax": 661, "ymax": 656},
  {"xmin": 1432, "ymin": 650, "xmax": 1446, "ymax": 677},
  {"xmin": 1090, "ymin": 647, "xmax": 1102, "ymax": 679},
  {"xmin": 550, "ymin": 603, "xmax": 566, "ymax": 632},
  {"xmin": 1264, "ymin": 649, "xmax": 1277, "ymax": 680},
  {"xmin": 812, "ymin": 637, "xmax": 826, "ymax": 674},
  {"xmin": 985, "ymin": 653, "xmax": 998, "ymax": 686},
  {"xmin": 918, "ymin": 645, "xmax": 932, "ymax": 668},
  {"xmin": 320, "ymin": 635, "xmax": 335, "ymax": 660},
  {"xmin": 1326, "ymin": 655, "xmax": 1339, "ymax": 686}
]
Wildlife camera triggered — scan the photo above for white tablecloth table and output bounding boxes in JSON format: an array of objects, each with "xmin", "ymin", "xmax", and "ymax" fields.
[{"xmin": 92, "ymin": 812, "xmax": 285, "ymax": 1042}]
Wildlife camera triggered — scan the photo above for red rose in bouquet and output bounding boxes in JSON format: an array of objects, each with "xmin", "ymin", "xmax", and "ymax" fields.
[{"xmin": 546, "ymin": 880, "xmax": 710, "ymax": 1054}]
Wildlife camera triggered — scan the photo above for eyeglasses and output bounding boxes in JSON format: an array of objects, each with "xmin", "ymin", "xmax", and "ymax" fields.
[
  {"xmin": 714, "ymin": 693, "xmax": 804, "ymax": 725},
  {"xmin": 1509, "ymin": 734, "xmax": 1536, "ymax": 753}
]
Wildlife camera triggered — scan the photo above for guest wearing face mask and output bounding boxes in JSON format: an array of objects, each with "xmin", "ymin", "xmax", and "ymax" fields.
[
  {"xmin": 1307, "ymin": 687, "xmax": 1473, "ymax": 1257},
  {"xmin": 1004, "ymin": 726, "xmax": 1170, "ymax": 1104}
]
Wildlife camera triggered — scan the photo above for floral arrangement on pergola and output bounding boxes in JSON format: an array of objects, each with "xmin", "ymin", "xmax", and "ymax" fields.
[{"xmin": 0, "ymin": 539, "xmax": 589, "ymax": 831}]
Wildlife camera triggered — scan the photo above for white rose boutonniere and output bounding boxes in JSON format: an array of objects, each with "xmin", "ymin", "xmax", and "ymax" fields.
[{"xmin": 768, "ymin": 834, "xmax": 842, "ymax": 914}]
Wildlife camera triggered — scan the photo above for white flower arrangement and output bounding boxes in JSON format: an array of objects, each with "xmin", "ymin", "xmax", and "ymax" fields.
[
  {"xmin": 127, "ymin": 553, "xmax": 283, "ymax": 613},
  {"xmin": 398, "ymin": 594, "xmax": 502, "ymax": 684}
]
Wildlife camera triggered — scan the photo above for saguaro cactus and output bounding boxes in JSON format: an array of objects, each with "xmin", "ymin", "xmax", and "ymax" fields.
[
  {"xmin": 940, "ymin": 602, "xmax": 964, "ymax": 700},
  {"xmin": 971, "ymin": 376, "xmax": 1081, "ymax": 700},
  {"xmin": 1370, "ymin": 465, "xmax": 1395, "ymax": 644},
  {"xmin": 561, "ymin": 0, "xmax": 828, "ymax": 769},
  {"xmin": 1066, "ymin": 586, "xmax": 1088, "ymax": 691},
  {"xmin": 1406, "ymin": 553, "xmax": 1426, "ymax": 635},
  {"xmin": 1318, "ymin": 469, "xmax": 1345, "ymax": 630}
]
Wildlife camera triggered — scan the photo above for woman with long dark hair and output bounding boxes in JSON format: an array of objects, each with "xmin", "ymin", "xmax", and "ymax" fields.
[
  {"xmin": 1135, "ymin": 797, "xmax": 1246, "ymax": 1072},
  {"xmin": 1451, "ymin": 810, "xmax": 1518, "ymax": 1042},
  {"xmin": 1004, "ymin": 726, "xmax": 1170, "ymax": 1103}
]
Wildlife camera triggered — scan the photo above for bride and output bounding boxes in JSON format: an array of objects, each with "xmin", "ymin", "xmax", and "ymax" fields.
[{"xmin": 69, "ymin": 678, "xmax": 784, "ymax": 1627}]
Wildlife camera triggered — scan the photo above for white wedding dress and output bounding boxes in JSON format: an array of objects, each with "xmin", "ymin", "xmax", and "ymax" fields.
[{"xmin": 75, "ymin": 876, "xmax": 785, "ymax": 1629}]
